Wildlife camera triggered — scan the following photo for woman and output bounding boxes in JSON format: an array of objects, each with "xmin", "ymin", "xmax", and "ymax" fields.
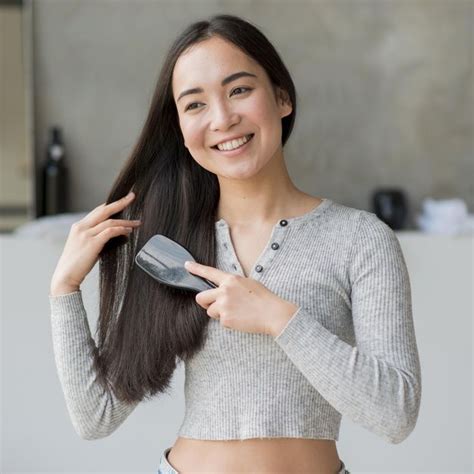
[{"xmin": 49, "ymin": 14, "xmax": 421, "ymax": 474}]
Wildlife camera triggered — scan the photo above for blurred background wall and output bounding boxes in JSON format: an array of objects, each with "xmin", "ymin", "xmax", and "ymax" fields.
[
  {"xmin": 2, "ymin": 1, "xmax": 473, "ymax": 473},
  {"xmin": 30, "ymin": 0, "xmax": 473, "ymax": 229}
]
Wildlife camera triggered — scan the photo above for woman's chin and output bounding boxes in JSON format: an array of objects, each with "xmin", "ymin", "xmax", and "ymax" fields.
[{"xmin": 216, "ymin": 163, "xmax": 263, "ymax": 180}]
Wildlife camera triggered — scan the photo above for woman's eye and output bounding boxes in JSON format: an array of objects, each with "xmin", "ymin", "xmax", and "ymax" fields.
[
  {"xmin": 185, "ymin": 102, "xmax": 201, "ymax": 111},
  {"xmin": 231, "ymin": 86, "xmax": 251, "ymax": 95},
  {"xmin": 184, "ymin": 87, "xmax": 252, "ymax": 112}
]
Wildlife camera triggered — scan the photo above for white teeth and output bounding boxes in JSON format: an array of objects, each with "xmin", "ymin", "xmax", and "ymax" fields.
[{"xmin": 217, "ymin": 134, "xmax": 252, "ymax": 151}]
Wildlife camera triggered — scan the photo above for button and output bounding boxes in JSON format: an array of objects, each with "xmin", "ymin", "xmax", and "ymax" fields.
[
  {"xmin": 271, "ymin": 242, "xmax": 279, "ymax": 250},
  {"xmin": 279, "ymin": 219, "xmax": 288, "ymax": 226},
  {"xmin": 255, "ymin": 265, "xmax": 263, "ymax": 272}
]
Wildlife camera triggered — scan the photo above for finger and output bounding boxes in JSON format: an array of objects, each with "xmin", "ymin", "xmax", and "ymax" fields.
[
  {"xmin": 195, "ymin": 288, "xmax": 219, "ymax": 309},
  {"xmin": 84, "ymin": 192, "xmax": 136, "ymax": 228},
  {"xmin": 95, "ymin": 225, "xmax": 134, "ymax": 242},
  {"xmin": 184, "ymin": 261, "xmax": 228, "ymax": 286},
  {"xmin": 90, "ymin": 218, "xmax": 141, "ymax": 237},
  {"xmin": 205, "ymin": 301, "xmax": 221, "ymax": 320},
  {"xmin": 207, "ymin": 309, "xmax": 220, "ymax": 320}
]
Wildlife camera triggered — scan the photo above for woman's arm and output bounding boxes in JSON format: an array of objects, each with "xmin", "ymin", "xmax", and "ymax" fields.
[
  {"xmin": 273, "ymin": 211, "xmax": 422, "ymax": 444},
  {"xmin": 49, "ymin": 290, "xmax": 139, "ymax": 440}
]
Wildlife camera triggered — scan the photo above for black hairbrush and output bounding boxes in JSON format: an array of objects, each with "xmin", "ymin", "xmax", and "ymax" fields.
[{"xmin": 134, "ymin": 234, "xmax": 217, "ymax": 292}]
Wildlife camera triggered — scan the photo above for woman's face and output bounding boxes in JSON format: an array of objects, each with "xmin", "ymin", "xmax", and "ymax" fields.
[{"xmin": 171, "ymin": 36, "xmax": 292, "ymax": 180}]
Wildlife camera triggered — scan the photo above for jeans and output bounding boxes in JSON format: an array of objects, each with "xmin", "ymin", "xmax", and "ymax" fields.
[{"xmin": 157, "ymin": 446, "xmax": 351, "ymax": 473}]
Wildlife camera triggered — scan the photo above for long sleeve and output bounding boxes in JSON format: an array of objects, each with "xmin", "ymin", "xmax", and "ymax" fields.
[
  {"xmin": 273, "ymin": 211, "xmax": 422, "ymax": 444},
  {"xmin": 49, "ymin": 290, "xmax": 139, "ymax": 440}
]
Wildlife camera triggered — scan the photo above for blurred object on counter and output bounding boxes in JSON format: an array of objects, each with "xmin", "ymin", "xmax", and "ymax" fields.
[
  {"xmin": 41, "ymin": 126, "xmax": 69, "ymax": 216},
  {"xmin": 371, "ymin": 188, "xmax": 408, "ymax": 230},
  {"xmin": 13, "ymin": 212, "xmax": 87, "ymax": 242},
  {"xmin": 415, "ymin": 198, "xmax": 474, "ymax": 236}
]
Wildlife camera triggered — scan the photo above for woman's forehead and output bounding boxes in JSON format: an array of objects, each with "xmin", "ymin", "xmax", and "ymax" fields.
[
  {"xmin": 177, "ymin": 36, "xmax": 250, "ymax": 68},
  {"xmin": 172, "ymin": 38, "xmax": 260, "ymax": 92}
]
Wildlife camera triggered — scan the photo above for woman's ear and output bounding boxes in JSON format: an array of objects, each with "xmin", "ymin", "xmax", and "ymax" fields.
[{"xmin": 275, "ymin": 86, "xmax": 292, "ymax": 118}]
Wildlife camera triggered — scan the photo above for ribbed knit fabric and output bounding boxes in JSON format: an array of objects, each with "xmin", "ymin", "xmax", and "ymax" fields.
[{"xmin": 49, "ymin": 198, "xmax": 421, "ymax": 443}]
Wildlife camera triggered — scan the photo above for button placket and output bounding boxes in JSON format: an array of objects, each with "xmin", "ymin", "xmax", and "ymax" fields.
[
  {"xmin": 250, "ymin": 220, "xmax": 288, "ymax": 279},
  {"xmin": 223, "ymin": 227, "xmax": 245, "ymax": 276},
  {"xmin": 216, "ymin": 218, "xmax": 290, "ymax": 279},
  {"xmin": 216, "ymin": 224, "xmax": 236, "ymax": 274},
  {"xmin": 215, "ymin": 198, "xmax": 331, "ymax": 277}
]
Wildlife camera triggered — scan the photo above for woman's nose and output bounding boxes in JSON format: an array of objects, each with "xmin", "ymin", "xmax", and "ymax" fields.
[{"xmin": 209, "ymin": 102, "xmax": 240, "ymax": 131}]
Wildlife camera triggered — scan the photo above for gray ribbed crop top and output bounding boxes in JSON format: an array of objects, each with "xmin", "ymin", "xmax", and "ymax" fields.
[{"xmin": 49, "ymin": 198, "xmax": 422, "ymax": 443}]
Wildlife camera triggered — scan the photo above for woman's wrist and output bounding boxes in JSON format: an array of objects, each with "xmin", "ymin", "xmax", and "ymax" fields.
[
  {"xmin": 270, "ymin": 300, "xmax": 299, "ymax": 338},
  {"xmin": 50, "ymin": 282, "xmax": 80, "ymax": 297}
]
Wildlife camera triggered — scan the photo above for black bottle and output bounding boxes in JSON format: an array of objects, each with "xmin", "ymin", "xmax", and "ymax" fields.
[{"xmin": 42, "ymin": 126, "xmax": 68, "ymax": 215}]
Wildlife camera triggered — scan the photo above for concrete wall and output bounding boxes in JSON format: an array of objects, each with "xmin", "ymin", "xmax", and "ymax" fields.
[{"xmin": 32, "ymin": 0, "xmax": 473, "ymax": 228}]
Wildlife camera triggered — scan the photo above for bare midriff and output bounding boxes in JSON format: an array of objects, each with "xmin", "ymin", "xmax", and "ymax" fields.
[{"xmin": 166, "ymin": 437, "xmax": 342, "ymax": 474}]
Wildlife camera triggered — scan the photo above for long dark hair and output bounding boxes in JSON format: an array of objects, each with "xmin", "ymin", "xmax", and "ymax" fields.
[{"xmin": 92, "ymin": 14, "xmax": 298, "ymax": 404}]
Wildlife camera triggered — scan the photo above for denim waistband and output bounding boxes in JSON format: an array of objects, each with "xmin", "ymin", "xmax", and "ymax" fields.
[
  {"xmin": 157, "ymin": 447, "xmax": 177, "ymax": 474},
  {"xmin": 157, "ymin": 446, "xmax": 350, "ymax": 473}
]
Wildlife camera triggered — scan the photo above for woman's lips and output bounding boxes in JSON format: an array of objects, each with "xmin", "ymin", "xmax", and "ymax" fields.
[{"xmin": 211, "ymin": 134, "xmax": 255, "ymax": 156}]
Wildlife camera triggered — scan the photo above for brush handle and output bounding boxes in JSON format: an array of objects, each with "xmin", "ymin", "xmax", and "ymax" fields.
[{"xmin": 201, "ymin": 277, "xmax": 217, "ymax": 289}]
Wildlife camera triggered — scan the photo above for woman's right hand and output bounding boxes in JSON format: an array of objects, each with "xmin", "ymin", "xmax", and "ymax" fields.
[{"xmin": 49, "ymin": 191, "xmax": 142, "ymax": 297}]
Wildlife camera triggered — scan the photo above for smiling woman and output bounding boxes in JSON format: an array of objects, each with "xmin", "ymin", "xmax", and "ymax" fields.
[
  {"xmin": 171, "ymin": 34, "xmax": 293, "ymax": 183},
  {"xmin": 49, "ymin": 13, "xmax": 421, "ymax": 474}
]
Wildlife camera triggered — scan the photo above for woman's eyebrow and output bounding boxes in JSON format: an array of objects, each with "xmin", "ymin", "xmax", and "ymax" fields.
[{"xmin": 177, "ymin": 71, "xmax": 257, "ymax": 102}]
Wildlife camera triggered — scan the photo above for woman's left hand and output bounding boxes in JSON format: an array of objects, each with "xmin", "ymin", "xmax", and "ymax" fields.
[{"xmin": 184, "ymin": 260, "xmax": 298, "ymax": 336}]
